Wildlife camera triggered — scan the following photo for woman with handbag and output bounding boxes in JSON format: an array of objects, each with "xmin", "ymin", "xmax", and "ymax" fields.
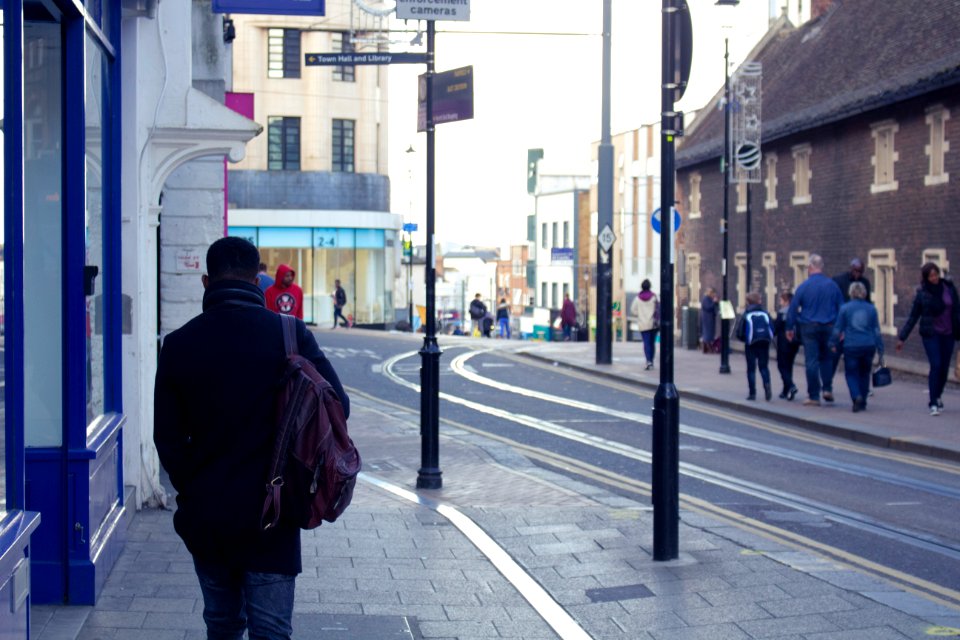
[
  {"xmin": 830, "ymin": 282, "xmax": 883, "ymax": 412},
  {"xmin": 896, "ymin": 262, "xmax": 960, "ymax": 416}
]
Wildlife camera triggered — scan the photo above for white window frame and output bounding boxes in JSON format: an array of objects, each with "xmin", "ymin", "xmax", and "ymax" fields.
[
  {"xmin": 764, "ymin": 153, "xmax": 778, "ymax": 210},
  {"xmin": 735, "ymin": 179, "xmax": 747, "ymax": 213},
  {"xmin": 762, "ymin": 252, "xmax": 777, "ymax": 312},
  {"xmin": 789, "ymin": 251, "xmax": 810, "ymax": 292},
  {"xmin": 686, "ymin": 253, "xmax": 701, "ymax": 308},
  {"xmin": 734, "ymin": 252, "xmax": 747, "ymax": 311},
  {"xmin": 688, "ymin": 173, "xmax": 702, "ymax": 219},
  {"xmin": 922, "ymin": 248, "xmax": 950, "ymax": 274},
  {"xmin": 792, "ymin": 144, "xmax": 812, "ymax": 205},
  {"xmin": 867, "ymin": 249, "xmax": 898, "ymax": 334},
  {"xmin": 870, "ymin": 120, "xmax": 900, "ymax": 194},
  {"xmin": 925, "ymin": 106, "xmax": 950, "ymax": 186}
]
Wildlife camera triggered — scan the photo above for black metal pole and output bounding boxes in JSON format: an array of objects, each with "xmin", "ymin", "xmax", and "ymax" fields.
[
  {"xmin": 745, "ymin": 184, "xmax": 752, "ymax": 296},
  {"xmin": 596, "ymin": 0, "xmax": 614, "ymax": 364},
  {"xmin": 408, "ymin": 234, "xmax": 414, "ymax": 330},
  {"xmin": 653, "ymin": 0, "xmax": 681, "ymax": 561},
  {"xmin": 417, "ymin": 20, "xmax": 442, "ymax": 490},
  {"xmin": 719, "ymin": 38, "xmax": 732, "ymax": 374}
]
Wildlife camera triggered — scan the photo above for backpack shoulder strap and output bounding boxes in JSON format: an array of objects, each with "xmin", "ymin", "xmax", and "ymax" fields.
[{"xmin": 280, "ymin": 313, "xmax": 299, "ymax": 357}]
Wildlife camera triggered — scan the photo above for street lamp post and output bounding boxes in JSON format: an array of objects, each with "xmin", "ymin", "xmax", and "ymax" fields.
[
  {"xmin": 596, "ymin": 0, "xmax": 614, "ymax": 365},
  {"xmin": 406, "ymin": 145, "xmax": 416, "ymax": 332},
  {"xmin": 719, "ymin": 36, "xmax": 732, "ymax": 374}
]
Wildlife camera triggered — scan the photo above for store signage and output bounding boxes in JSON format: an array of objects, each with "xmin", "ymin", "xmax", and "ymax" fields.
[
  {"xmin": 551, "ymin": 248, "xmax": 574, "ymax": 266},
  {"xmin": 212, "ymin": 0, "xmax": 325, "ymax": 15},
  {"xmin": 417, "ymin": 66, "xmax": 474, "ymax": 132},
  {"xmin": 396, "ymin": 0, "xmax": 470, "ymax": 21},
  {"xmin": 174, "ymin": 250, "xmax": 203, "ymax": 273}
]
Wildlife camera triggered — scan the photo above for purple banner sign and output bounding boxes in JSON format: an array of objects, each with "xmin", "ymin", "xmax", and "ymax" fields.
[
  {"xmin": 213, "ymin": 0, "xmax": 325, "ymax": 16},
  {"xmin": 417, "ymin": 66, "xmax": 474, "ymax": 132}
]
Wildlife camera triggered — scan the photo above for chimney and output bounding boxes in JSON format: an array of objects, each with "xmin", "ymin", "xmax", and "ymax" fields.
[{"xmin": 811, "ymin": 0, "xmax": 833, "ymax": 19}]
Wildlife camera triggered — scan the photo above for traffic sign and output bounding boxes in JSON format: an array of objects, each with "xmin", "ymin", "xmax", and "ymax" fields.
[
  {"xmin": 651, "ymin": 207, "xmax": 682, "ymax": 234},
  {"xmin": 396, "ymin": 0, "xmax": 470, "ymax": 21},
  {"xmin": 598, "ymin": 224, "xmax": 616, "ymax": 252},
  {"xmin": 403, "ymin": 223, "xmax": 419, "ymax": 232},
  {"xmin": 418, "ymin": 66, "xmax": 474, "ymax": 133},
  {"xmin": 306, "ymin": 52, "xmax": 427, "ymax": 66}
]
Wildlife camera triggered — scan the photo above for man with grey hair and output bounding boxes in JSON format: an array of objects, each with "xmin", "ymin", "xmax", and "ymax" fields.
[{"xmin": 786, "ymin": 254, "xmax": 845, "ymax": 406}]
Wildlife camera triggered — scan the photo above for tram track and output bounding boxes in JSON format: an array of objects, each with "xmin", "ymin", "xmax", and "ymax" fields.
[{"xmin": 373, "ymin": 348, "xmax": 960, "ymax": 608}]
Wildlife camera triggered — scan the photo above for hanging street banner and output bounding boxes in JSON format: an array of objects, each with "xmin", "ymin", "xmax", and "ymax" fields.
[
  {"xmin": 306, "ymin": 52, "xmax": 428, "ymax": 66},
  {"xmin": 396, "ymin": 0, "xmax": 470, "ymax": 21},
  {"xmin": 551, "ymin": 248, "xmax": 574, "ymax": 266},
  {"xmin": 213, "ymin": 0, "xmax": 324, "ymax": 15},
  {"xmin": 417, "ymin": 66, "xmax": 474, "ymax": 132}
]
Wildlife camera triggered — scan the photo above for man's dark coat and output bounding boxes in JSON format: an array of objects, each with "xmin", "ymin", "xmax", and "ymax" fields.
[{"xmin": 154, "ymin": 280, "xmax": 349, "ymax": 575}]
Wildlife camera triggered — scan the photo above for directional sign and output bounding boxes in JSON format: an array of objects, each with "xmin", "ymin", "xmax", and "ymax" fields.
[
  {"xmin": 598, "ymin": 224, "xmax": 616, "ymax": 252},
  {"xmin": 651, "ymin": 207, "xmax": 682, "ymax": 234},
  {"xmin": 402, "ymin": 222, "xmax": 419, "ymax": 233},
  {"xmin": 306, "ymin": 52, "xmax": 427, "ymax": 66}
]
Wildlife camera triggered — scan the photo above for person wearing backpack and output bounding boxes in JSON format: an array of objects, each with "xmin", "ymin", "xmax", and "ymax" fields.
[
  {"xmin": 154, "ymin": 237, "xmax": 349, "ymax": 640},
  {"xmin": 736, "ymin": 291, "xmax": 774, "ymax": 401},
  {"xmin": 469, "ymin": 293, "xmax": 487, "ymax": 337}
]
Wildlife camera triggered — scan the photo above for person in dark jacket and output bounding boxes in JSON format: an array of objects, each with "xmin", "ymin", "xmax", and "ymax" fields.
[
  {"xmin": 830, "ymin": 258, "xmax": 872, "ymax": 379},
  {"xmin": 332, "ymin": 279, "xmax": 349, "ymax": 329},
  {"xmin": 774, "ymin": 291, "xmax": 800, "ymax": 400},
  {"xmin": 154, "ymin": 237, "xmax": 349, "ymax": 639},
  {"xmin": 736, "ymin": 292, "xmax": 774, "ymax": 401},
  {"xmin": 830, "ymin": 282, "xmax": 883, "ymax": 413},
  {"xmin": 560, "ymin": 293, "xmax": 578, "ymax": 341},
  {"xmin": 896, "ymin": 262, "xmax": 960, "ymax": 416},
  {"xmin": 496, "ymin": 297, "xmax": 511, "ymax": 339},
  {"xmin": 700, "ymin": 287, "xmax": 719, "ymax": 353},
  {"xmin": 469, "ymin": 294, "xmax": 487, "ymax": 337},
  {"xmin": 786, "ymin": 254, "xmax": 845, "ymax": 406}
]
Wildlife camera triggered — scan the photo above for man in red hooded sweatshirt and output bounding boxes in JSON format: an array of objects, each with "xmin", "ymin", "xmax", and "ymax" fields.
[{"xmin": 264, "ymin": 264, "xmax": 304, "ymax": 319}]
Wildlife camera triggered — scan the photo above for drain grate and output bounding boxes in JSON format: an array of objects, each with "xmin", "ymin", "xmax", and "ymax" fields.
[{"xmin": 585, "ymin": 583, "xmax": 655, "ymax": 603}]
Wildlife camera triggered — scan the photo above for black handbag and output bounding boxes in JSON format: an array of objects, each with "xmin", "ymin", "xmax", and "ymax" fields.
[{"xmin": 872, "ymin": 357, "xmax": 892, "ymax": 388}]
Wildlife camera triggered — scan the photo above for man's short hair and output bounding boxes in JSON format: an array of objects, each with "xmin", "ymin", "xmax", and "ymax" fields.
[
  {"xmin": 808, "ymin": 254, "xmax": 824, "ymax": 271},
  {"xmin": 206, "ymin": 237, "xmax": 260, "ymax": 282},
  {"xmin": 848, "ymin": 282, "xmax": 867, "ymax": 300},
  {"xmin": 850, "ymin": 258, "xmax": 864, "ymax": 271},
  {"xmin": 745, "ymin": 291, "xmax": 762, "ymax": 305}
]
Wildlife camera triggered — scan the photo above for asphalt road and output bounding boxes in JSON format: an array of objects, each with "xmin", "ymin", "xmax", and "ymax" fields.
[{"xmin": 314, "ymin": 328, "xmax": 960, "ymax": 609}]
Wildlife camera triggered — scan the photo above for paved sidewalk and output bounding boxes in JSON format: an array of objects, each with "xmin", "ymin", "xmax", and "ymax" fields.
[
  {"xmin": 33, "ymin": 386, "xmax": 960, "ymax": 639},
  {"xmin": 514, "ymin": 339, "xmax": 960, "ymax": 463}
]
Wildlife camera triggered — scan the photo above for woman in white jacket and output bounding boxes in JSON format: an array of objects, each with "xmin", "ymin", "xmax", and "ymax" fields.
[{"xmin": 631, "ymin": 279, "xmax": 660, "ymax": 370}]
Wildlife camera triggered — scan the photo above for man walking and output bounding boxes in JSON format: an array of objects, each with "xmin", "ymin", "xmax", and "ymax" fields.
[
  {"xmin": 154, "ymin": 237, "xmax": 349, "ymax": 639},
  {"xmin": 786, "ymin": 254, "xmax": 845, "ymax": 406},
  {"xmin": 468, "ymin": 293, "xmax": 487, "ymax": 337},
  {"xmin": 265, "ymin": 264, "xmax": 303, "ymax": 319},
  {"xmin": 831, "ymin": 257, "xmax": 872, "ymax": 378},
  {"xmin": 256, "ymin": 262, "xmax": 274, "ymax": 293},
  {"xmin": 332, "ymin": 279, "xmax": 349, "ymax": 328}
]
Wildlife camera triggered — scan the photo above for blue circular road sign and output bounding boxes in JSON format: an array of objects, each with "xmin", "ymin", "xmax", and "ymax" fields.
[{"xmin": 651, "ymin": 207, "xmax": 681, "ymax": 234}]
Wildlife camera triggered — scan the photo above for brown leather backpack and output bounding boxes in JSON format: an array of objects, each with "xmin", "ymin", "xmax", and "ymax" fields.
[{"xmin": 261, "ymin": 314, "xmax": 361, "ymax": 530}]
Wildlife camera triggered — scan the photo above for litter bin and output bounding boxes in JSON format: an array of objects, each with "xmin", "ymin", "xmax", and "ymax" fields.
[{"xmin": 681, "ymin": 306, "xmax": 700, "ymax": 350}]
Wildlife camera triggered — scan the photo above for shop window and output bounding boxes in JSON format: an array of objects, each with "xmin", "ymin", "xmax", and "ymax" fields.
[
  {"xmin": 85, "ymin": 33, "xmax": 108, "ymax": 424},
  {"xmin": 868, "ymin": 249, "xmax": 898, "ymax": 334},
  {"xmin": 267, "ymin": 28, "xmax": 301, "ymax": 79},
  {"xmin": 24, "ymin": 20, "xmax": 65, "ymax": 447},
  {"xmin": 268, "ymin": 116, "xmax": 300, "ymax": 170},
  {"xmin": 552, "ymin": 222, "xmax": 558, "ymax": 247},
  {"xmin": 258, "ymin": 227, "xmax": 315, "ymax": 324},
  {"xmin": 563, "ymin": 221, "xmax": 570, "ymax": 248},
  {"xmin": 355, "ymin": 229, "xmax": 387, "ymax": 324},
  {"xmin": 792, "ymin": 144, "xmax": 812, "ymax": 205},
  {"xmin": 764, "ymin": 153, "xmax": 778, "ymax": 209},
  {"xmin": 541, "ymin": 223, "xmax": 547, "ymax": 249},
  {"xmin": 789, "ymin": 251, "xmax": 809, "ymax": 290},
  {"xmin": 332, "ymin": 33, "xmax": 355, "ymax": 82},
  {"xmin": 552, "ymin": 283, "xmax": 559, "ymax": 309},
  {"xmin": 870, "ymin": 120, "xmax": 899, "ymax": 194},
  {"xmin": 688, "ymin": 173, "xmax": 702, "ymax": 219},
  {"xmin": 332, "ymin": 119, "xmax": 355, "ymax": 173},
  {"xmin": 925, "ymin": 106, "xmax": 950, "ymax": 186}
]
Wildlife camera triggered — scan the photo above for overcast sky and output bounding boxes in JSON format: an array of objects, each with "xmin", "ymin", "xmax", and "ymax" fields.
[{"xmin": 386, "ymin": 0, "xmax": 774, "ymax": 253}]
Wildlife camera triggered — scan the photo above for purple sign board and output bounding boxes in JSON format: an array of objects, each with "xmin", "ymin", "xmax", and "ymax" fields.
[
  {"xmin": 417, "ymin": 66, "xmax": 474, "ymax": 133},
  {"xmin": 212, "ymin": 0, "xmax": 325, "ymax": 15}
]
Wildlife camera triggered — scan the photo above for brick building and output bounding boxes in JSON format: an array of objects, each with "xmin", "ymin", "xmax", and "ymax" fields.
[{"xmin": 675, "ymin": 0, "xmax": 960, "ymax": 366}]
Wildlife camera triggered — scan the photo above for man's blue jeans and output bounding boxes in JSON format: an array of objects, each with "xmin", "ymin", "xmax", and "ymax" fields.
[
  {"xmin": 921, "ymin": 333, "xmax": 955, "ymax": 405},
  {"xmin": 194, "ymin": 558, "xmax": 296, "ymax": 640},
  {"xmin": 641, "ymin": 330, "xmax": 657, "ymax": 364},
  {"xmin": 842, "ymin": 345, "xmax": 875, "ymax": 404},
  {"xmin": 799, "ymin": 323, "xmax": 835, "ymax": 400}
]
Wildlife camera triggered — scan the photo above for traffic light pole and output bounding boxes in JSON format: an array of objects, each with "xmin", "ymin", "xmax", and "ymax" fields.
[
  {"xmin": 417, "ymin": 20, "xmax": 442, "ymax": 490},
  {"xmin": 596, "ymin": 0, "xmax": 614, "ymax": 365},
  {"xmin": 719, "ymin": 38, "xmax": 732, "ymax": 374}
]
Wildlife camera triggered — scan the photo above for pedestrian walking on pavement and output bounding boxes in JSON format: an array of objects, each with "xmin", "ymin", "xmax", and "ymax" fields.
[
  {"xmin": 786, "ymin": 254, "xmax": 845, "ymax": 406},
  {"xmin": 496, "ymin": 297, "xmax": 511, "ymax": 339},
  {"xmin": 154, "ymin": 237, "xmax": 350, "ymax": 640},
  {"xmin": 469, "ymin": 293, "xmax": 487, "ymax": 337},
  {"xmin": 700, "ymin": 287, "xmax": 719, "ymax": 353},
  {"xmin": 773, "ymin": 291, "xmax": 800, "ymax": 400},
  {"xmin": 831, "ymin": 281, "xmax": 883, "ymax": 413},
  {"xmin": 896, "ymin": 262, "xmax": 960, "ymax": 416},
  {"xmin": 735, "ymin": 292, "xmax": 774, "ymax": 401},
  {"xmin": 560, "ymin": 293, "xmax": 578, "ymax": 341},
  {"xmin": 631, "ymin": 279, "xmax": 660, "ymax": 370},
  {"xmin": 332, "ymin": 279, "xmax": 350, "ymax": 328},
  {"xmin": 256, "ymin": 262, "xmax": 274, "ymax": 293},
  {"xmin": 830, "ymin": 258, "xmax": 873, "ymax": 381},
  {"xmin": 264, "ymin": 264, "xmax": 304, "ymax": 319}
]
